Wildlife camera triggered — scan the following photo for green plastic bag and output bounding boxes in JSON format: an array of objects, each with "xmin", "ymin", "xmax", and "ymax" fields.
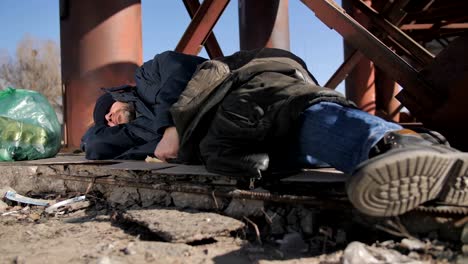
[{"xmin": 0, "ymin": 87, "xmax": 61, "ymax": 161}]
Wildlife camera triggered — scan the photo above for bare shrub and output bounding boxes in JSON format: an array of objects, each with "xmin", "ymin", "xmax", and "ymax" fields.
[{"xmin": 0, "ymin": 35, "xmax": 61, "ymax": 109}]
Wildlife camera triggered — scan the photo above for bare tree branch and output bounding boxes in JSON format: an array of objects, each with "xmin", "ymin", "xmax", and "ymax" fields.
[{"xmin": 0, "ymin": 35, "xmax": 61, "ymax": 110}]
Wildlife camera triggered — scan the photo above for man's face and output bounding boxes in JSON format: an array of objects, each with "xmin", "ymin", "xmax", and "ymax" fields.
[{"xmin": 105, "ymin": 101, "xmax": 131, "ymax": 127}]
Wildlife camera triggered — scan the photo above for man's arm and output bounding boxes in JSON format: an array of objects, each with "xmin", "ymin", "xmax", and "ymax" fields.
[{"xmin": 134, "ymin": 51, "xmax": 207, "ymax": 135}]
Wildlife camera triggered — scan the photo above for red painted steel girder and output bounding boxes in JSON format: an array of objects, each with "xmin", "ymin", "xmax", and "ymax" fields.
[
  {"xmin": 182, "ymin": 0, "xmax": 224, "ymax": 58},
  {"xmin": 176, "ymin": 0, "xmax": 230, "ymax": 55},
  {"xmin": 300, "ymin": 0, "xmax": 441, "ymax": 118},
  {"xmin": 351, "ymin": 0, "xmax": 434, "ymax": 66},
  {"xmin": 325, "ymin": 50, "xmax": 364, "ymax": 89},
  {"xmin": 401, "ymin": 23, "xmax": 468, "ymax": 30}
]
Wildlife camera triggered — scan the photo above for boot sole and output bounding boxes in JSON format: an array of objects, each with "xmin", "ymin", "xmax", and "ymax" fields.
[{"xmin": 347, "ymin": 148, "xmax": 468, "ymax": 217}]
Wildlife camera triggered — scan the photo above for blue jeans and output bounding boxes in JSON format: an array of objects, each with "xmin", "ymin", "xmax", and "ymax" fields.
[{"xmin": 292, "ymin": 102, "xmax": 402, "ymax": 174}]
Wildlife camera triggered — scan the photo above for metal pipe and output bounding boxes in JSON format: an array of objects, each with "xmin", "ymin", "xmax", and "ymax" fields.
[
  {"xmin": 60, "ymin": 0, "xmax": 142, "ymax": 148},
  {"xmin": 239, "ymin": 0, "xmax": 290, "ymax": 50}
]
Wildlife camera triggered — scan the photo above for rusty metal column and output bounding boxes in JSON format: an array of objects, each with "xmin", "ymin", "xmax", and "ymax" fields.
[
  {"xmin": 375, "ymin": 69, "xmax": 401, "ymax": 122},
  {"xmin": 60, "ymin": 0, "xmax": 142, "ymax": 148},
  {"xmin": 342, "ymin": 0, "xmax": 376, "ymax": 114},
  {"xmin": 239, "ymin": 0, "xmax": 290, "ymax": 50}
]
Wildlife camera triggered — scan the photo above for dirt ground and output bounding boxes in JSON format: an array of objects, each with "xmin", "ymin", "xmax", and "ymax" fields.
[
  {"xmin": 0, "ymin": 205, "xmax": 346, "ymax": 264},
  {"xmin": 0, "ymin": 186, "xmax": 466, "ymax": 264},
  {"xmin": 1, "ymin": 203, "xmax": 466, "ymax": 264},
  {"xmin": 0, "ymin": 209, "xmax": 251, "ymax": 264}
]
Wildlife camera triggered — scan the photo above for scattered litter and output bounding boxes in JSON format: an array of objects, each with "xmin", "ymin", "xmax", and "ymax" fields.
[
  {"xmin": 400, "ymin": 238, "xmax": 427, "ymax": 251},
  {"xmin": 0, "ymin": 186, "xmax": 16, "ymax": 198},
  {"xmin": 45, "ymin": 195, "xmax": 86, "ymax": 214},
  {"xmin": 343, "ymin": 241, "xmax": 425, "ymax": 264},
  {"xmin": 4, "ymin": 191, "xmax": 51, "ymax": 206},
  {"xmin": 1, "ymin": 210, "xmax": 20, "ymax": 216}
]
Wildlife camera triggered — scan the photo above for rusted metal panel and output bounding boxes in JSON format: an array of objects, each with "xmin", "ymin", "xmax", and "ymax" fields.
[
  {"xmin": 182, "ymin": 0, "xmax": 224, "ymax": 58},
  {"xmin": 175, "ymin": 0, "xmax": 230, "ymax": 55},
  {"xmin": 380, "ymin": 0, "xmax": 410, "ymax": 25},
  {"xmin": 60, "ymin": 0, "xmax": 142, "ymax": 148},
  {"xmin": 301, "ymin": 0, "xmax": 441, "ymax": 118},
  {"xmin": 239, "ymin": 0, "xmax": 290, "ymax": 50},
  {"xmin": 417, "ymin": 35, "xmax": 468, "ymax": 150}
]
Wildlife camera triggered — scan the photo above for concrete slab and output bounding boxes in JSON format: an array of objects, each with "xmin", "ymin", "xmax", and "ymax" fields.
[
  {"xmin": 0, "ymin": 154, "xmax": 350, "ymax": 211},
  {"xmin": 281, "ymin": 168, "xmax": 347, "ymax": 183},
  {"xmin": 104, "ymin": 161, "xmax": 175, "ymax": 171},
  {"xmin": 0, "ymin": 155, "xmax": 118, "ymax": 165}
]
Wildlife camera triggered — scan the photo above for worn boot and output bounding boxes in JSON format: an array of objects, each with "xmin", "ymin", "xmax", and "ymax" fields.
[{"xmin": 347, "ymin": 129, "xmax": 468, "ymax": 217}]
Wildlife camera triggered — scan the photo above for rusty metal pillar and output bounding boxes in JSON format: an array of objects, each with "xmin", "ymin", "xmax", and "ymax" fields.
[
  {"xmin": 60, "ymin": 0, "xmax": 142, "ymax": 148},
  {"xmin": 239, "ymin": 0, "xmax": 290, "ymax": 50},
  {"xmin": 342, "ymin": 0, "xmax": 376, "ymax": 114}
]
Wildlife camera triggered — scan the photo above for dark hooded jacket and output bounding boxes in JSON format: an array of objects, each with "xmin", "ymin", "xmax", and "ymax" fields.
[
  {"xmin": 81, "ymin": 51, "xmax": 206, "ymax": 159},
  {"xmin": 170, "ymin": 48, "xmax": 356, "ymax": 177}
]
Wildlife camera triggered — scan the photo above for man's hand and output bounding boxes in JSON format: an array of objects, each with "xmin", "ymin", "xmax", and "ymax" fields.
[{"xmin": 154, "ymin": 126, "xmax": 179, "ymax": 162}]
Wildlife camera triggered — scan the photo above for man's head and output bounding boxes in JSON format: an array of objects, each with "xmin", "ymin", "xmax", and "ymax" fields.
[{"xmin": 93, "ymin": 93, "xmax": 135, "ymax": 127}]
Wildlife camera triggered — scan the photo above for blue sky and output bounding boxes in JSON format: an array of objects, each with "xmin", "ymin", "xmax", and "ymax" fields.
[{"xmin": 0, "ymin": 0, "xmax": 344, "ymax": 90}]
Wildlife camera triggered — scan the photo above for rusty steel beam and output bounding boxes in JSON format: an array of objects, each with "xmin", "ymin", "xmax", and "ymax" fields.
[
  {"xmin": 175, "ymin": 0, "xmax": 230, "ymax": 55},
  {"xmin": 325, "ymin": 50, "xmax": 364, "ymax": 89},
  {"xmin": 182, "ymin": 0, "xmax": 224, "ymax": 58},
  {"xmin": 325, "ymin": 0, "xmax": 407, "ymax": 96},
  {"xmin": 351, "ymin": 0, "xmax": 434, "ymax": 66},
  {"xmin": 375, "ymin": 0, "xmax": 410, "ymax": 122},
  {"xmin": 406, "ymin": 3, "xmax": 468, "ymax": 22},
  {"xmin": 301, "ymin": 0, "xmax": 442, "ymax": 116},
  {"xmin": 239, "ymin": 0, "xmax": 290, "ymax": 50},
  {"xmin": 401, "ymin": 23, "xmax": 468, "ymax": 30},
  {"xmin": 341, "ymin": 0, "xmax": 376, "ymax": 114}
]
